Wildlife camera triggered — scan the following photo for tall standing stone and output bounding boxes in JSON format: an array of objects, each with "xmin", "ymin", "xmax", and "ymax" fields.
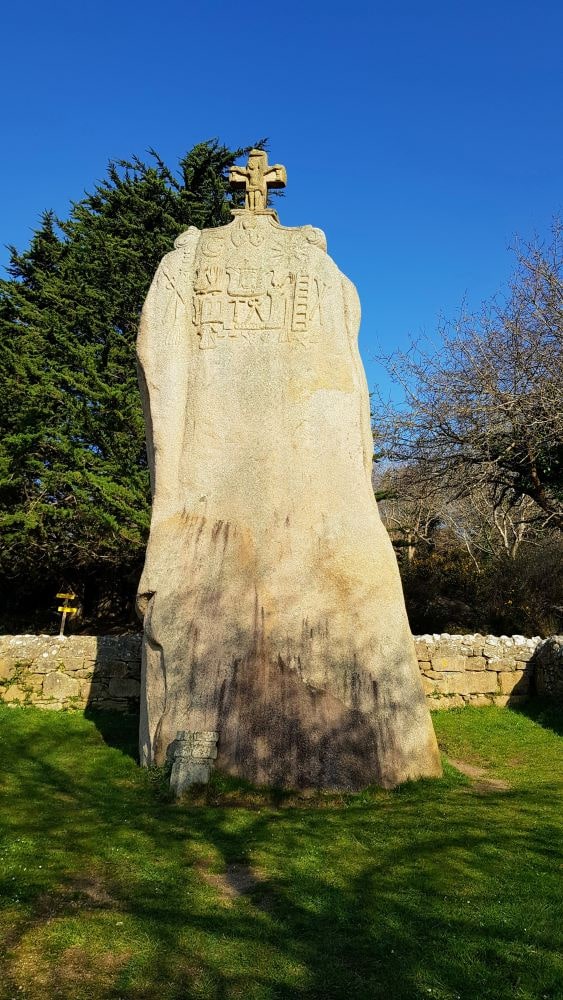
[{"xmin": 137, "ymin": 150, "xmax": 441, "ymax": 790}]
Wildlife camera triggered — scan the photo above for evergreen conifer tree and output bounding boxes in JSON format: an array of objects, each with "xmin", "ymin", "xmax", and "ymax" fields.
[{"xmin": 0, "ymin": 139, "xmax": 259, "ymax": 628}]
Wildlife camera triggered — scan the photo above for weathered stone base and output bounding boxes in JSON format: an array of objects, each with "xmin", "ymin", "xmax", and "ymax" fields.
[{"xmin": 168, "ymin": 730, "xmax": 219, "ymax": 795}]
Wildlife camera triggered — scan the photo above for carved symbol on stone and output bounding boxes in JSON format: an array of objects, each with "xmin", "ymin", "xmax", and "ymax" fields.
[
  {"xmin": 245, "ymin": 295, "xmax": 271, "ymax": 327},
  {"xmin": 200, "ymin": 236, "xmax": 225, "ymax": 257},
  {"xmin": 302, "ymin": 226, "xmax": 328, "ymax": 252},
  {"xmin": 174, "ymin": 226, "xmax": 200, "ymax": 251},
  {"xmin": 309, "ymin": 278, "xmax": 327, "ymax": 325},
  {"xmin": 226, "ymin": 264, "xmax": 267, "ymax": 297},
  {"xmin": 199, "ymin": 323, "xmax": 223, "ymax": 350},
  {"xmin": 270, "ymin": 236, "xmax": 291, "ymax": 265},
  {"xmin": 271, "ymin": 271, "xmax": 294, "ymax": 337},
  {"xmin": 160, "ymin": 266, "xmax": 188, "ymax": 344},
  {"xmin": 292, "ymin": 274, "xmax": 310, "ymax": 333},
  {"xmin": 194, "ymin": 266, "xmax": 226, "ymax": 293},
  {"xmin": 230, "ymin": 215, "xmax": 266, "ymax": 248},
  {"xmin": 161, "ymin": 267, "xmax": 186, "ymax": 306}
]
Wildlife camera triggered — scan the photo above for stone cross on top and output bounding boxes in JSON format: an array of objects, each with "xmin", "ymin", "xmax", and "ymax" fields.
[{"xmin": 229, "ymin": 149, "xmax": 287, "ymax": 212}]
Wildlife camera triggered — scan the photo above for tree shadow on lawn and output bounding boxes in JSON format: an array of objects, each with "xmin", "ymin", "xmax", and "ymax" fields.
[
  {"xmin": 2, "ymin": 710, "xmax": 562, "ymax": 1000},
  {"xmin": 121, "ymin": 791, "xmax": 562, "ymax": 1000}
]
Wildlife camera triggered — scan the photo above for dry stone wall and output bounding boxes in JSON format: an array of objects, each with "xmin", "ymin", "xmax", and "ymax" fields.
[
  {"xmin": 414, "ymin": 634, "xmax": 542, "ymax": 709},
  {"xmin": 0, "ymin": 633, "xmax": 560, "ymax": 713},
  {"xmin": 535, "ymin": 636, "xmax": 563, "ymax": 700},
  {"xmin": 0, "ymin": 635, "xmax": 142, "ymax": 712}
]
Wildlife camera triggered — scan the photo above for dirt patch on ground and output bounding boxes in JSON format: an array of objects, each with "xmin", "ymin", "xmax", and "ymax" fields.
[
  {"xmin": 197, "ymin": 859, "xmax": 274, "ymax": 910},
  {"xmin": 64, "ymin": 875, "xmax": 118, "ymax": 908},
  {"xmin": 7, "ymin": 941, "xmax": 133, "ymax": 999},
  {"xmin": 198, "ymin": 860, "xmax": 261, "ymax": 898},
  {"xmin": 448, "ymin": 757, "xmax": 511, "ymax": 794},
  {"xmin": 35, "ymin": 875, "xmax": 119, "ymax": 918}
]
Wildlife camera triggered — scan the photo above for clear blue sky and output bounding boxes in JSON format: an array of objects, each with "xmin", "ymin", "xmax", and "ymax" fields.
[{"xmin": 2, "ymin": 0, "xmax": 562, "ymax": 394}]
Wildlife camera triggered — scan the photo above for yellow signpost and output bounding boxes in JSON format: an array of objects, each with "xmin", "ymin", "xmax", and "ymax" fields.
[{"xmin": 56, "ymin": 592, "xmax": 78, "ymax": 635}]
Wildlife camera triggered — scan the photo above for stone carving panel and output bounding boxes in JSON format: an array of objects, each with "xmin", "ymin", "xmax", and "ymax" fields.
[{"xmin": 191, "ymin": 225, "xmax": 327, "ymax": 350}]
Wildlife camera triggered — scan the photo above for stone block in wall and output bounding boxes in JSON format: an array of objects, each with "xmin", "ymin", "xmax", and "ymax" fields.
[
  {"xmin": 482, "ymin": 644, "xmax": 502, "ymax": 659},
  {"xmin": 25, "ymin": 674, "xmax": 45, "ymax": 694},
  {"xmin": 118, "ymin": 636, "xmax": 142, "ymax": 661},
  {"xmin": 27, "ymin": 655, "xmax": 85, "ymax": 675},
  {"xmin": 420, "ymin": 669, "xmax": 444, "ymax": 681},
  {"xmin": 513, "ymin": 648, "xmax": 536, "ymax": 662},
  {"xmin": 467, "ymin": 656, "xmax": 486, "ymax": 670},
  {"xmin": 428, "ymin": 695, "xmax": 465, "ymax": 710},
  {"xmin": 60, "ymin": 637, "xmax": 98, "ymax": 659},
  {"xmin": 431, "ymin": 655, "xmax": 467, "ymax": 672},
  {"xmin": 498, "ymin": 670, "xmax": 532, "ymax": 695},
  {"xmin": 43, "ymin": 671, "xmax": 81, "ymax": 700},
  {"xmin": 108, "ymin": 677, "xmax": 141, "ymax": 698},
  {"xmin": 87, "ymin": 678, "xmax": 108, "ymax": 694},
  {"xmin": 421, "ymin": 675, "xmax": 446, "ymax": 695},
  {"xmin": 0, "ymin": 660, "xmax": 19, "ymax": 682},
  {"xmin": 32, "ymin": 648, "xmax": 75, "ymax": 673},
  {"xmin": 491, "ymin": 694, "xmax": 529, "ymax": 707},
  {"xmin": 75, "ymin": 665, "xmax": 96, "ymax": 678},
  {"xmin": 78, "ymin": 679, "xmax": 94, "ymax": 699},
  {"xmin": 463, "ymin": 671, "xmax": 499, "ymax": 694},
  {"xmin": 95, "ymin": 636, "xmax": 142, "ymax": 663},
  {"xmin": 458, "ymin": 644, "xmax": 475, "ymax": 657},
  {"xmin": 55, "ymin": 656, "xmax": 86, "ymax": 673},
  {"xmin": 92, "ymin": 659, "xmax": 126, "ymax": 678},
  {"xmin": 466, "ymin": 695, "xmax": 494, "ymax": 707},
  {"xmin": 485, "ymin": 657, "xmax": 518, "ymax": 672},
  {"xmin": 2, "ymin": 685, "xmax": 28, "ymax": 703},
  {"xmin": 423, "ymin": 671, "xmax": 499, "ymax": 696},
  {"xmin": 426, "ymin": 670, "xmax": 499, "ymax": 695}
]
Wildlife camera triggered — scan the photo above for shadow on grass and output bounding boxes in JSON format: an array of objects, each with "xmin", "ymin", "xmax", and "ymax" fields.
[
  {"xmin": 509, "ymin": 697, "xmax": 563, "ymax": 737},
  {"xmin": 1, "ymin": 705, "xmax": 562, "ymax": 1000},
  {"xmin": 83, "ymin": 706, "xmax": 140, "ymax": 762}
]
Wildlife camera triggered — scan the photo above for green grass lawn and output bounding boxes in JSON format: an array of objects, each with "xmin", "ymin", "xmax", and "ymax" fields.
[{"xmin": 0, "ymin": 703, "xmax": 562, "ymax": 1000}]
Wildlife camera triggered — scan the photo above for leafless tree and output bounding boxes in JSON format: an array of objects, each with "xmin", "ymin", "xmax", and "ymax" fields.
[
  {"xmin": 374, "ymin": 463, "xmax": 442, "ymax": 562},
  {"xmin": 375, "ymin": 458, "xmax": 546, "ymax": 571},
  {"xmin": 439, "ymin": 488, "xmax": 543, "ymax": 565},
  {"xmin": 374, "ymin": 220, "xmax": 563, "ymax": 529}
]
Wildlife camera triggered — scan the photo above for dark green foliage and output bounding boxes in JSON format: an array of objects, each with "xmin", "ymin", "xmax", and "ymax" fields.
[
  {"xmin": 400, "ymin": 538, "xmax": 563, "ymax": 636},
  {"xmin": 0, "ymin": 140, "xmax": 258, "ymax": 629}
]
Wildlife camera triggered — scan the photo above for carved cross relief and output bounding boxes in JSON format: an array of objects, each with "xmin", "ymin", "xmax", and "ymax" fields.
[{"xmin": 229, "ymin": 149, "xmax": 287, "ymax": 212}]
